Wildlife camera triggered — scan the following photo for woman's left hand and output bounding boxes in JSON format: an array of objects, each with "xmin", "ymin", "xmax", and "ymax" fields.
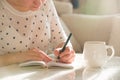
[{"xmin": 54, "ymin": 46, "xmax": 75, "ymax": 63}]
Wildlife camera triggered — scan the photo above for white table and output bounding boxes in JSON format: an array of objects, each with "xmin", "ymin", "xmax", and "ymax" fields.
[
  {"xmin": 0, "ymin": 54, "xmax": 120, "ymax": 80},
  {"xmin": 76, "ymin": 55, "xmax": 120, "ymax": 80}
]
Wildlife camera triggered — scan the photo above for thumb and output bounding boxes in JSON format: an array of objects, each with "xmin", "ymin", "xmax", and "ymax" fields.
[{"xmin": 54, "ymin": 48, "xmax": 62, "ymax": 56}]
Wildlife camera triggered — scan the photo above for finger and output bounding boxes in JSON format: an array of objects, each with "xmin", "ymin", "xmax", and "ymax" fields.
[
  {"xmin": 65, "ymin": 46, "xmax": 73, "ymax": 52},
  {"xmin": 67, "ymin": 54, "xmax": 75, "ymax": 63},
  {"xmin": 54, "ymin": 48, "xmax": 61, "ymax": 56},
  {"xmin": 59, "ymin": 47, "xmax": 74, "ymax": 57},
  {"xmin": 32, "ymin": 48, "xmax": 48, "ymax": 57},
  {"xmin": 54, "ymin": 47, "xmax": 73, "ymax": 57},
  {"xmin": 42, "ymin": 54, "xmax": 53, "ymax": 62},
  {"xmin": 60, "ymin": 53, "xmax": 73, "ymax": 61},
  {"xmin": 32, "ymin": 48, "xmax": 53, "ymax": 62},
  {"xmin": 38, "ymin": 50, "xmax": 53, "ymax": 62},
  {"xmin": 59, "ymin": 51, "xmax": 75, "ymax": 63},
  {"xmin": 65, "ymin": 56, "xmax": 75, "ymax": 63},
  {"xmin": 60, "ymin": 54, "xmax": 75, "ymax": 63}
]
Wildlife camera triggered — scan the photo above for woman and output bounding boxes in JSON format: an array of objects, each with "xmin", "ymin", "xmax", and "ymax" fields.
[{"xmin": 0, "ymin": 0, "xmax": 75, "ymax": 66}]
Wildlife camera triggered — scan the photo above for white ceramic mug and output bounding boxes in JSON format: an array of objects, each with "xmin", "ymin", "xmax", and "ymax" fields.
[{"xmin": 83, "ymin": 41, "xmax": 115, "ymax": 68}]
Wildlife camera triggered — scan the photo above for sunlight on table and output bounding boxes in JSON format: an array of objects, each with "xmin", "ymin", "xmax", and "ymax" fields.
[
  {"xmin": 82, "ymin": 67, "xmax": 120, "ymax": 80},
  {"xmin": 1, "ymin": 72, "xmax": 36, "ymax": 80}
]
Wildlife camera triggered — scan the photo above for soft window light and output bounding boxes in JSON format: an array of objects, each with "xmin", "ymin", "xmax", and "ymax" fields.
[{"xmin": 80, "ymin": 0, "xmax": 118, "ymax": 15}]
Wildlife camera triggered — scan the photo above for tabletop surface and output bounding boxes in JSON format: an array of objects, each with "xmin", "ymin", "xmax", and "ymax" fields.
[{"xmin": 0, "ymin": 53, "xmax": 120, "ymax": 80}]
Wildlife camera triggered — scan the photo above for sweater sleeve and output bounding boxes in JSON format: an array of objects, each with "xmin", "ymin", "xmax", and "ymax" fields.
[{"xmin": 43, "ymin": 0, "xmax": 67, "ymax": 48}]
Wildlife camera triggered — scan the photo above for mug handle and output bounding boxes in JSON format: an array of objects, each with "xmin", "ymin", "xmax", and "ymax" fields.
[{"xmin": 106, "ymin": 46, "xmax": 115, "ymax": 60}]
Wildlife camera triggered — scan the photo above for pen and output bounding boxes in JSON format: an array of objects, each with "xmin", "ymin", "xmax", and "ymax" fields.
[{"xmin": 57, "ymin": 33, "xmax": 72, "ymax": 59}]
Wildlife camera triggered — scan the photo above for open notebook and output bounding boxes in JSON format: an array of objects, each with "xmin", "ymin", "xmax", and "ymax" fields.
[
  {"xmin": 19, "ymin": 60, "xmax": 73, "ymax": 68},
  {"xmin": 19, "ymin": 54, "xmax": 85, "ymax": 69}
]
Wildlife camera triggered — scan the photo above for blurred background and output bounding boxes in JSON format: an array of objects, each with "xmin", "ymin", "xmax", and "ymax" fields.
[{"xmin": 53, "ymin": 0, "xmax": 120, "ymax": 56}]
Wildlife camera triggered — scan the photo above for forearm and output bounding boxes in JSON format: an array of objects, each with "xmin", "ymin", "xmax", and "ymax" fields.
[
  {"xmin": 0, "ymin": 54, "xmax": 13, "ymax": 66},
  {"xmin": 0, "ymin": 55, "xmax": 6, "ymax": 66},
  {"xmin": 0, "ymin": 49, "xmax": 51, "ymax": 67},
  {"xmin": 0, "ymin": 52, "xmax": 29, "ymax": 67}
]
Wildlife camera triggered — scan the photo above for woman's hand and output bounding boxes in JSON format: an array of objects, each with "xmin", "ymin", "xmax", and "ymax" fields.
[
  {"xmin": 31, "ymin": 48, "xmax": 53, "ymax": 63},
  {"xmin": 54, "ymin": 46, "xmax": 75, "ymax": 63},
  {"xmin": 1, "ymin": 48, "xmax": 52, "ymax": 66},
  {"xmin": 20, "ymin": 48, "xmax": 52, "ymax": 63}
]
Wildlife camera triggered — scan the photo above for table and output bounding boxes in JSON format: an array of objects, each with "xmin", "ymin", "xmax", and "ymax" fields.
[
  {"xmin": 76, "ymin": 55, "xmax": 120, "ymax": 80},
  {"xmin": 0, "ymin": 54, "xmax": 120, "ymax": 80}
]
